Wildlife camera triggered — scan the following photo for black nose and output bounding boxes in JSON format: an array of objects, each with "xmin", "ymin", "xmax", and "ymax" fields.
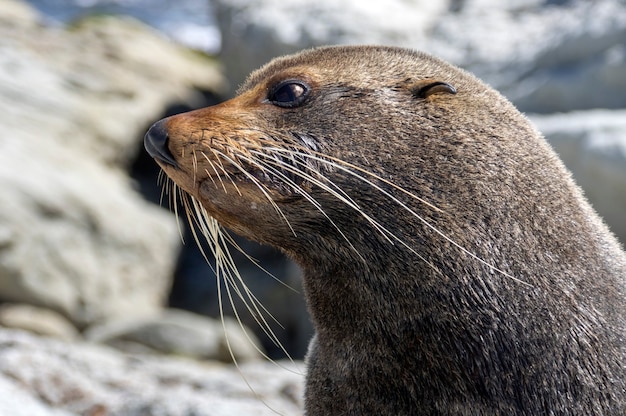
[{"xmin": 144, "ymin": 119, "xmax": 178, "ymax": 167}]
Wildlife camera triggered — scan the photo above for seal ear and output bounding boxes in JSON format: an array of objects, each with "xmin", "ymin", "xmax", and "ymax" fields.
[{"xmin": 411, "ymin": 80, "xmax": 457, "ymax": 99}]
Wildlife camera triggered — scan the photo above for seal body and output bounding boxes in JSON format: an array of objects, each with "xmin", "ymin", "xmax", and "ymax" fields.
[{"xmin": 145, "ymin": 46, "xmax": 626, "ymax": 415}]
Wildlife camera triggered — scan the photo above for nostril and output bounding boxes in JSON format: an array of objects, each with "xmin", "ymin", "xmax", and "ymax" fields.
[{"xmin": 144, "ymin": 119, "xmax": 178, "ymax": 168}]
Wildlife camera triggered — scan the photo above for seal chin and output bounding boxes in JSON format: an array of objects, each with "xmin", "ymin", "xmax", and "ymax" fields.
[{"xmin": 144, "ymin": 119, "xmax": 178, "ymax": 168}]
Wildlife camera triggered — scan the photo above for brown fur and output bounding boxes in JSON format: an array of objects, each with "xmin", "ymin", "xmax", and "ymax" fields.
[{"xmin": 145, "ymin": 45, "xmax": 626, "ymax": 415}]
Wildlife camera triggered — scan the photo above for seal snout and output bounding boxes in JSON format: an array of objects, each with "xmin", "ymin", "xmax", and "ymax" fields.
[{"xmin": 144, "ymin": 119, "xmax": 178, "ymax": 168}]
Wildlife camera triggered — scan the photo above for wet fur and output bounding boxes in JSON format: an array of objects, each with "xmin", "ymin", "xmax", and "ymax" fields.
[{"xmin": 147, "ymin": 46, "xmax": 626, "ymax": 415}]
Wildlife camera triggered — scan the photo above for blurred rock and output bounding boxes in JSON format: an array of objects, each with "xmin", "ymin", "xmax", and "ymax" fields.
[
  {"xmin": 530, "ymin": 109, "xmax": 626, "ymax": 243},
  {"xmin": 431, "ymin": 1, "xmax": 626, "ymax": 113},
  {"xmin": 0, "ymin": 0, "xmax": 226, "ymax": 327},
  {"xmin": 0, "ymin": 374, "xmax": 72, "ymax": 416},
  {"xmin": 85, "ymin": 308, "xmax": 263, "ymax": 362},
  {"xmin": 214, "ymin": 0, "xmax": 450, "ymax": 93},
  {"xmin": 1, "ymin": 0, "xmax": 40, "ymax": 27},
  {"xmin": 217, "ymin": 315, "xmax": 266, "ymax": 362},
  {"xmin": 0, "ymin": 303, "xmax": 79, "ymax": 341},
  {"xmin": 2, "ymin": 2, "xmax": 225, "ymax": 167},
  {"xmin": 0, "ymin": 328, "xmax": 304, "ymax": 416}
]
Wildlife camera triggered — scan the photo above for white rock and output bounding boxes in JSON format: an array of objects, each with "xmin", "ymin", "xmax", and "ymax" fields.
[
  {"xmin": 85, "ymin": 308, "xmax": 263, "ymax": 362},
  {"xmin": 214, "ymin": 0, "xmax": 626, "ymax": 112},
  {"xmin": 0, "ymin": 128, "xmax": 177, "ymax": 326},
  {"xmin": 0, "ymin": 328, "xmax": 304, "ymax": 416},
  {"xmin": 0, "ymin": 0, "xmax": 40, "ymax": 28},
  {"xmin": 0, "ymin": 303, "xmax": 79, "ymax": 341},
  {"xmin": 0, "ymin": 374, "xmax": 72, "ymax": 416},
  {"xmin": 0, "ymin": 1, "xmax": 226, "ymax": 327},
  {"xmin": 1, "ymin": 10, "xmax": 225, "ymax": 167}
]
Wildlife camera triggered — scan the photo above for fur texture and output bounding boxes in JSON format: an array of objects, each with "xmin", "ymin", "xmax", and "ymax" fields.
[{"xmin": 145, "ymin": 46, "xmax": 626, "ymax": 415}]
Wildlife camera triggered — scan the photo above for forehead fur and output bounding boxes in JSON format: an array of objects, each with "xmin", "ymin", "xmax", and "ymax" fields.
[{"xmin": 239, "ymin": 45, "xmax": 479, "ymax": 94}]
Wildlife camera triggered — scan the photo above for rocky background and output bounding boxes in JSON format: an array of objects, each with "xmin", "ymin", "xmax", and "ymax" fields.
[{"xmin": 1, "ymin": 0, "xmax": 625, "ymax": 414}]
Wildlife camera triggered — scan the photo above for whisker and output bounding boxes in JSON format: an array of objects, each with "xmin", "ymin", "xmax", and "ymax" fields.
[
  {"xmin": 157, "ymin": 170, "xmax": 169, "ymax": 207},
  {"xmin": 241, "ymin": 151, "xmax": 367, "ymax": 261},
  {"xmin": 259, "ymin": 138, "xmax": 443, "ymax": 213},
  {"xmin": 207, "ymin": 219, "xmax": 286, "ymax": 414},
  {"xmin": 263, "ymin": 146, "xmax": 530, "ymax": 286},
  {"xmin": 210, "ymin": 148, "xmax": 243, "ymax": 197},
  {"xmin": 200, "ymin": 150, "xmax": 228, "ymax": 193},
  {"xmin": 189, "ymin": 198, "xmax": 302, "ymax": 372},
  {"xmin": 213, "ymin": 231, "xmax": 301, "ymax": 371},
  {"xmin": 252, "ymin": 149, "xmax": 409, "ymax": 243},
  {"xmin": 192, "ymin": 148, "xmax": 198, "ymax": 184},
  {"xmin": 221, "ymin": 231, "xmax": 299, "ymax": 294},
  {"xmin": 211, "ymin": 149, "xmax": 297, "ymax": 238},
  {"xmin": 200, "ymin": 150, "xmax": 241, "ymax": 196},
  {"xmin": 257, "ymin": 152, "xmax": 443, "ymax": 272},
  {"xmin": 176, "ymin": 168, "xmax": 298, "ymax": 361},
  {"xmin": 172, "ymin": 183, "xmax": 186, "ymax": 243}
]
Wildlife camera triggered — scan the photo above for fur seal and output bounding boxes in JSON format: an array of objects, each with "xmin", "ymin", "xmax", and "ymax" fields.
[{"xmin": 144, "ymin": 45, "xmax": 626, "ymax": 415}]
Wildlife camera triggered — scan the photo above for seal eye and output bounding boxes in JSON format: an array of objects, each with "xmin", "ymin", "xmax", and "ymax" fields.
[{"xmin": 268, "ymin": 81, "xmax": 309, "ymax": 108}]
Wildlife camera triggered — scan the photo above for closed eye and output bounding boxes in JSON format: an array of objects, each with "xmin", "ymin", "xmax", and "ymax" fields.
[{"xmin": 267, "ymin": 80, "xmax": 310, "ymax": 108}]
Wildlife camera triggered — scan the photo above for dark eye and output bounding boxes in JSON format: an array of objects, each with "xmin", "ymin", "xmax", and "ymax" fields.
[{"xmin": 268, "ymin": 80, "xmax": 309, "ymax": 108}]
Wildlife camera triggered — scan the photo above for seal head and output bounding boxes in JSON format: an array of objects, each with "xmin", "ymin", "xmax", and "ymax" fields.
[{"xmin": 145, "ymin": 46, "xmax": 626, "ymax": 415}]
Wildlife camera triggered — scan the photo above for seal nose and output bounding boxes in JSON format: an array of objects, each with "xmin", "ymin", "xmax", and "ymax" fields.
[{"xmin": 144, "ymin": 119, "xmax": 178, "ymax": 168}]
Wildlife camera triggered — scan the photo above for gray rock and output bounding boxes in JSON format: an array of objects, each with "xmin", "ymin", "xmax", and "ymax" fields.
[
  {"xmin": 215, "ymin": 0, "xmax": 450, "ymax": 93},
  {"xmin": 0, "ymin": 374, "xmax": 72, "ymax": 416},
  {"xmin": 0, "ymin": 303, "xmax": 79, "ymax": 341},
  {"xmin": 218, "ymin": 314, "xmax": 267, "ymax": 362},
  {"xmin": 0, "ymin": 1, "xmax": 225, "ymax": 327},
  {"xmin": 85, "ymin": 308, "xmax": 263, "ymax": 362},
  {"xmin": 0, "ymin": 139, "xmax": 176, "ymax": 326},
  {"xmin": 0, "ymin": 328, "xmax": 304, "ymax": 416},
  {"xmin": 430, "ymin": 0, "xmax": 626, "ymax": 109}
]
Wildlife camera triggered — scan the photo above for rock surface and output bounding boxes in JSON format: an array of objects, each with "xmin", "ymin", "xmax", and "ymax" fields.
[
  {"xmin": 0, "ymin": 0, "xmax": 225, "ymax": 327},
  {"xmin": 0, "ymin": 328, "xmax": 304, "ymax": 416},
  {"xmin": 215, "ymin": 0, "xmax": 626, "ymax": 112},
  {"xmin": 85, "ymin": 308, "xmax": 263, "ymax": 362},
  {"xmin": 0, "ymin": 303, "xmax": 79, "ymax": 341}
]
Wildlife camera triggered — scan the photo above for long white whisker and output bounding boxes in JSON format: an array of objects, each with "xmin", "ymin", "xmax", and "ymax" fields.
[
  {"xmin": 221, "ymin": 231, "xmax": 299, "ymax": 294},
  {"xmin": 253, "ymin": 151, "xmax": 397, "ymax": 243},
  {"xmin": 258, "ymin": 139, "xmax": 443, "ymax": 213},
  {"xmin": 257, "ymin": 152, "xmax": 445, "ymax": 272},
  {"xmin": 202, "ymin": 150, "xmax": 242, "ymax": 196},
  {"xmin": 241, "ymin": 152, "xmax": 367, "ymax": 261},
  {"xmin": 172, "ymin": 183, "xmax": 186, "ymax": 243},
  {"xmin": 207, "ymin": 214, "xmax": 284, "ymax": 413},
  {"xmin": 265, "ymin": 147, "xmax": 529, "ymax": 286},
  {"xmin": 178, "ymin": 169, "xmax": 298, "ymax": 359},
  {"xmin": 190, "ymin": 198, "xmax": 302, "ymax": 372},
  {"xmin": 211, "ymin": 149, "xmax": 298, "ymax": 238}
]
